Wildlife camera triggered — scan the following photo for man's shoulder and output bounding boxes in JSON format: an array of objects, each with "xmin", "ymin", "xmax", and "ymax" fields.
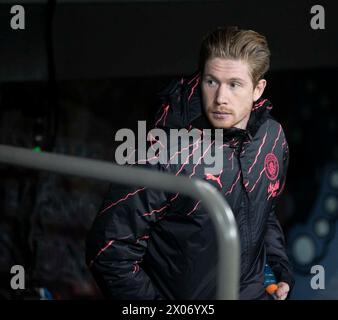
[
  {"xmin": 265, "ymin": 117, "xmax": 286, "ymax": 135},
  {"xmin": 253, "ymin": 116, "xmax": 288, "ymax": 149}
]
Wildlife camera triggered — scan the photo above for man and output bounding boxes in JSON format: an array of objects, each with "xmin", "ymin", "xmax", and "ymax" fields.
[{"xmin": 86, "ymin": 26, "xmax": 294, "ymax": 300}]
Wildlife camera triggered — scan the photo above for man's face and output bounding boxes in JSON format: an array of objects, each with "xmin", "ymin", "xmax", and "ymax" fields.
[{"xmin": 201, "ymin": 57, "xmax": 266, "ymax": 130}]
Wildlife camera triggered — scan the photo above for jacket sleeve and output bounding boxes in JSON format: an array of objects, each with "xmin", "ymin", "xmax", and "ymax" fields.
[
  {"xmin": 264, "ymin": 140, "xmax": 295, "ymax": 290},
  {"xmin": 85, "ymin": 163, "xmax": 173, "ymax": 299}
]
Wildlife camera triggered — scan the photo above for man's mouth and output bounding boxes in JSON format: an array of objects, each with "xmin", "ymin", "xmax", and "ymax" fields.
[{"xmin": 211, "ymin": 111, "xmax": 231, "ymax": 120}]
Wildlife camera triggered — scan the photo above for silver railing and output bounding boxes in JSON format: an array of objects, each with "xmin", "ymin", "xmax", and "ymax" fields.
[{"xmin": 0, "ymin": 144, "xmax": 240, "ymax": 299}]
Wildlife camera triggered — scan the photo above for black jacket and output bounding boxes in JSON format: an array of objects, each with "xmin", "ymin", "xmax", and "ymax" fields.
[{"xmin": 86, "ymin": 72, "xmax": 294, "ymax": 300}]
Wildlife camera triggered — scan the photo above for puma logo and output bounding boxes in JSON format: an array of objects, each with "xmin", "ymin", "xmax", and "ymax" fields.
[{"xmin": 205, "ymin": 171, "xmax": 223, "ymax": 189}]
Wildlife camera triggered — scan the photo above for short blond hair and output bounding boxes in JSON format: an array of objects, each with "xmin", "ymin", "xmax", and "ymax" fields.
[{"xmin": 199, "ymin": 26, "xmax": 270, "ymax": 85}]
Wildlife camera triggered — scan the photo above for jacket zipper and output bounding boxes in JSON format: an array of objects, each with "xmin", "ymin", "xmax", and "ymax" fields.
[{"xmin": 235, "ymin": 139, "xmax": 252, "ymax": 273}]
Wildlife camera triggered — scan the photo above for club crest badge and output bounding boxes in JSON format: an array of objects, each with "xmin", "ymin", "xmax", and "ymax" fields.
[{"xmin": 264, "ymin": 153, "xmax": 279, "ymax": 181}]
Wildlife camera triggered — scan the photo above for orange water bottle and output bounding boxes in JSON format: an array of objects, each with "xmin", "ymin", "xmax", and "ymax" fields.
[{"xmin": 264, "ymin": 264, "xmax": 278, "ymax": 299}]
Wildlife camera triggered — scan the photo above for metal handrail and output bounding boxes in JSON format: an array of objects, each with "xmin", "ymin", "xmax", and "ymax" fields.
[{"xmin": 0, "ymin": 144, "xmax": 240, "ymax": 299}]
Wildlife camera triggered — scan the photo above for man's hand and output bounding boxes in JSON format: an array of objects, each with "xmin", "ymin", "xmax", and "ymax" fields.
[{"xmin": 275, "ymin": 282, "xmax": 290, "ymax": 300}]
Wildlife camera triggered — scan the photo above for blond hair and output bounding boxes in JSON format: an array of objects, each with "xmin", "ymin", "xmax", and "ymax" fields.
[{"xmin": 199, "ymin": 26, "xmax": 270, "ymax": 85}]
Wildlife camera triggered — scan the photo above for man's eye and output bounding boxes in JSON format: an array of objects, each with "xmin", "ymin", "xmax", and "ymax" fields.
[
  {"xmin": 230, "ymin": 82, "xmax": 240, "ymax": 88},
  {"xmin": 206, "ymin": 79, "xmax": 217, "ymax": 87}
]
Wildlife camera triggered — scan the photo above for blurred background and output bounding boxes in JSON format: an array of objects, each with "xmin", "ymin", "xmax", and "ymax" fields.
[{"xmin": 0, "ymin": 0, "xmax": 337, "ymax": 299}]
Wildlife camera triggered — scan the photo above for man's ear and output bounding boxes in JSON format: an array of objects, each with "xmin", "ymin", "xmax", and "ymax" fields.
[{"xmin": 253, "ymin": 79, "xmax": 267, "ymax": 101}]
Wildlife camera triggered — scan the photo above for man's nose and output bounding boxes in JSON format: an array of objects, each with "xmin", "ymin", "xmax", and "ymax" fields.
[{"xmin": 215, "ymin": 85, "xmax": 229, "ymax": 105}]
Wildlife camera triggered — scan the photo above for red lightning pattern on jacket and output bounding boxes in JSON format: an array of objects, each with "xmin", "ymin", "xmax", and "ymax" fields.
[
  {"xmin": 271, "ymin": 125, "xmax": 282, "ymax": 153},
  {"xmin": 188, "ymin": 76, "xmax": 200, "ymax": 102},
  {"xmin": 186, "ymin": 200, "xmax": 202, "ymax": 216},
  {"xmin": 155, "ymin": 104, "xmax": 170, "ymax": 127},
  {"xmin": 99, "ymin": 187, "xmax": 146, "ymax": 215},
  {"xmin": 248, "ymin": 167, "xmax": 266, "ymax": 193},
  {"xmin": 189, "ymin": 140, "xmax": 214, "ymax": 178},
  {"xmin": 248, "ymin": 130, "xmax": 267, "ymax": 174},
  {"xmin": 251, "ymin": 99, "xmax": 268, "ymax": 111},
  {"xmin": 224, "ymin": 171, "xmax": 241, "ymax": 196},
  {"xmin": 89, "ymin": 233, "xmax": 132, "ymax": 268}
]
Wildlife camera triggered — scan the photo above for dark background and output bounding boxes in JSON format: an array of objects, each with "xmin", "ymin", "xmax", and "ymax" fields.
[{"xmin": 0, "ymin": 0, "xmax": 337, "ymax": 299}]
